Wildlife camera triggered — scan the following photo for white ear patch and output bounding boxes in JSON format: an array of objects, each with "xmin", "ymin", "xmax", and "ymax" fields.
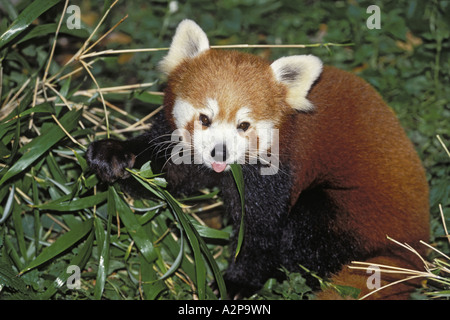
[
  {"xmin": 271, "ymin": 55, "xmax": 322, "ymax": 111},
  {"xmin": 159, "ymin": 19, "xmax": 210, "ymax": 75}
]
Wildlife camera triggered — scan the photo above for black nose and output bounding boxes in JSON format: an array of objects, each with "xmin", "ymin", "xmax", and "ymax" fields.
[{"xmin": 211, "ymin": 143, "xmax": 228, "ymax": 162}]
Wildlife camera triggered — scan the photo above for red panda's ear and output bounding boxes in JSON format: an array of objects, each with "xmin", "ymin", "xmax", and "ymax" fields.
[
  {"xmin": 271, "ymin": 55, "xmax": 322, "ymax": 112},
  {"xmin": 159, "ymin": 19, "xmax": 209, "ymax": 75}
]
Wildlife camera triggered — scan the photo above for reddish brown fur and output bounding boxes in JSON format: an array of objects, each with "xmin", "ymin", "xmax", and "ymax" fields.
[
  {"xmin": 283, "ymin": 66, "xmax": 429, "ymax": 299},
  {"xmin": 285, "ymin": 66, "xmax": 429, "ymax": 245}
]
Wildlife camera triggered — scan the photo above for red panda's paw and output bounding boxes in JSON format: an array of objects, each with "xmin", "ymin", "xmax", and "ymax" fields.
[{"xmin": 86, "ymin": 139, "xmax": 136, "ymax": 183}]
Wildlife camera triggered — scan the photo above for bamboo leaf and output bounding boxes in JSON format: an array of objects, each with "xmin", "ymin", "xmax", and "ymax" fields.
[
  {"xmin": 230, "ymin": 164, "xmax": 245, "ymax": 260},
  {"xmin": 34, "ymin": 191, "xmax": 107, "ymax": 211},
  {"xmin": 188, "ymin": 216, "xmax": 230, "ymax": 240},
  {"xmin": 3, "ymin": 232, "xmax": 24, "ymax": 270},
  {"xmin": 0, "ymin": 260, "xmax": 36, "ymax": 299},
  {"xmin": 139, "ymin": 254, "xmax": 166, "ymax": 300},
  {"xmin": 20, "ymin": 218, "xmax": 94, "ymax": 274},
  {"xmin": 71, "ymin": 147, "xmax": 88, "ymax": 172},
  {"xmin": 12, "ymin": 200, "xmax": 27, "ymax": 263},
  {"xmin": 0, "ymin": 108, "xmax": 83, "ymax": 185},
  {"xmin": 46, "ymin": 152, "xmax": 67, "ymax": 184},
  {"xmin": 163, "ymin": 192, "xmax": 227, "ymax": 299},
  {"xmin": 93, "ymin": 215, "xmax": 110, "ymax": 299},
  {"xmin": 0, "ymin": 0, "xmax": 63, "ymax": 50},
  {"xmin": 16, "ymin": 24, "xmax": 89, "ymax": 45},
  {"xmin": 181, "ymin": 189, "xmax": 220, "ymax": 202},
  {"xmin": 129, "ymin": 163, "xmax": 227, "ymax": 299},
  {"xmin": 110, "ymin": 186, "xmax": 157, "ymax": 263},
  {"xmin": 159, "ymin": 213, "xmax": 185, "ymax": 281},
  {"xmin": 132, "ymin": 91, "xmax": 164, "ymax": 105},
  {"xmin": 17, "ymin": 102, "xmax": 53, "ymax": 118},
  {"xmin": 54, "ymin": 77, "xmax": 71, "ymax": 115},
  {"xmin": 40, "ymin": 231, "xmax": 94, "ymax": 300},
  {"xmin": 31, "ymin": 169, "xmax": 42, "ymax": 256},
  {"xmin": 0, "ymin": 185, "xmax": 15, "ymax": 224},
  {"xmin": 162, "ymin": 190, "xmax": 207, "ymax": 299},
  {"xmin": 93, "ymin": 188, "xmax": 114, "ymax": 299}
]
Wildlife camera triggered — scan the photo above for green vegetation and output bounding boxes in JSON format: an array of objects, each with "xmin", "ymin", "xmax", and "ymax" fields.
[{"xmin": 0, "ymin": 0, "xmax": 448, "ymax": 300}]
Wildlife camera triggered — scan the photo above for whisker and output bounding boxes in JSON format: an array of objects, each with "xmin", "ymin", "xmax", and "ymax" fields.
[{"xmin": 134, "ymin": 133, "xmax": 179, "ymax": 160}]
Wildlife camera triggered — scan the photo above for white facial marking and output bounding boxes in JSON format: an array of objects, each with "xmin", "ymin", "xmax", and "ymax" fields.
[
  {"xmin": 172, "ymin": 98, "xmax": 196, "ymax": 129},
  {"xmin": 236, "ymin": 107, "xmax": 252, "ymax": 124},
  {"xmin": 205, "ymin": 98, "xmax": 219, "ymax": 117}
]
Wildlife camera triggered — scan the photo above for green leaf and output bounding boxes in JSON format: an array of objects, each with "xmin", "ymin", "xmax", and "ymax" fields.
[
  {"xmin": 126, "ymin": 168, "xmax": 165, "ymax": 200},
  {"xmin": 17, "ymin": 102, "xmax": 54, "ymax": 118},
  {"xmin": 162, "ymin": 189, "xmax": 207, "ymax": 299},
  {"xmin": 46, "ymin": 152, "xmax": 67, "ymax": 184},
  {"xmin": 128, "ymin": 164, "xmax": 227, "ymax": 299},
  {"xmin": 93, "ymin": 187, "xmax": 114, "ymax": 299},
  {"xmin": 93, "ymin": 213, "xmax": 111, "ymax": 299},
  {"xmin": 0, "ymin": 0, "xmax": 63, "ymax": 50},
  {"xmin": 20, "ymin": 218, "xmax": 94, "ymax": 274},
  {"xmin": 0, "ymin": 184, "xmax": 15, "ymax": 224},
  {"xmin": 188, "ymin": 216, "xmax": 230, "ymax": 240},
  {"xmin": 31, "ymin": 169, "xmax": 42, "ymax": 256},
  {"xmin": 54, "ymin": 77, "xmax": 71, "ymax": 115},
  {"xmin": 139, "ymin": 254, "xmax": 166, "ymax": 300},
  {"xmin": 0, "ymin": 108, "xmax": 83, "ymax": 185},
  {"xmin": 40, "ymin": 231, "xmax": 94, "ymax": 300},
  {"xmin": 181, "ymin": 189, "xmax": 220, "ymax": 202},
  {"xmin": 139, "ymin": 161, "xmax": 154, "ymax": 178},
  {"xmin": 0, "ymin": 260, "xmax": 37, "ymax": 299},
  {"xmin": 3, "ymin": 231, "xmax": 24, "ymax": 270},
  {"xmin": 71, "ymin": 148, "xmax": 88, "ymax": 172},
  {"xmin": 16, "ymin": 24, "xmax": 89, "ymax": 45},
  {"xmin": 229, "ymin": 164, "xmax": 245, "ymax": 260},
  {"xmin": 110, "ymin": 186, "xmax": 157, "ymax": 263},
  {"xmin": 158, "ymin": 229, "xmax": 184, "ymax": 281},
  {"xmin": 161, "ymin": 189, "xmax": 228, "ymax": 299},
  {"xmin": 334, "ymin": 284, "xmax": 361, "ymax": 300},
  {"xmin": 12, "ymin": 201, "xmax": 27, "ymax": 263},
  {"xmin": 34, "ymin": 191, "xmax": 107, "ymax": 211},
  {"xmin": 132, "ymin": 91, "xmax": 164, "ymax": 105}
]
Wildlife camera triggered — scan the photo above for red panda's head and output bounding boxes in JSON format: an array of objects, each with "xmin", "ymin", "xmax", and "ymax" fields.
[{"xmin": 160, "ymin": 20, "xmax": 322, "ymax": 173}]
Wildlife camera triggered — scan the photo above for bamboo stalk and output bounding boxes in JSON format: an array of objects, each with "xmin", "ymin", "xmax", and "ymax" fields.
[
  {"xmin": 83, "ymin": 14, "xmax": 129, "ymax": 55},
  {"xmin": 42, "ymin": 0, "xmax": 69, "ymax": 85},
  {"xmin": 51, "ymin": 114, "xmax": 85, "ymax": 149},
  {"xmin": 349, "ymin": 234, "xmax": 450, "ymax": 299},
  {"xmin": 74, "ymin": 82, "xmax": 156, "ymax": 94},
  {"xmin": 79, "ymin": 42, "xmax": 353, "ymax": 59}
]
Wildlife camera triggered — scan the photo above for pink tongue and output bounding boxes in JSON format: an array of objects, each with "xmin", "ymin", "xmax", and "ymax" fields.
[{"xmin": 212, "ymin": 162, "xmax": 227, "ymax": 173}]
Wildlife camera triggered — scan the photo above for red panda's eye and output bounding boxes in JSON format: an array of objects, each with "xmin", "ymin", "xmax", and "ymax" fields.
[
  {"xmin": 238, "ymin": 122, "xmax": 250, "ymax": 132},
  {"xmin": 199, "ymin": 114, "xmax": 211, "ymax": 127}
]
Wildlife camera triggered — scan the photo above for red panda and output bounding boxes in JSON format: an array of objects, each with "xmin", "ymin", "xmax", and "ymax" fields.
[{"xmin": 86, "ymin": 20, "xmax": 430, "ymax": 299}]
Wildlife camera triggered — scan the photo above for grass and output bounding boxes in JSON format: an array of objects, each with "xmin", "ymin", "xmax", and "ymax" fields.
[{"xmin": 0, "ymin": 0, "xmax": 449, "ymax": 300}]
